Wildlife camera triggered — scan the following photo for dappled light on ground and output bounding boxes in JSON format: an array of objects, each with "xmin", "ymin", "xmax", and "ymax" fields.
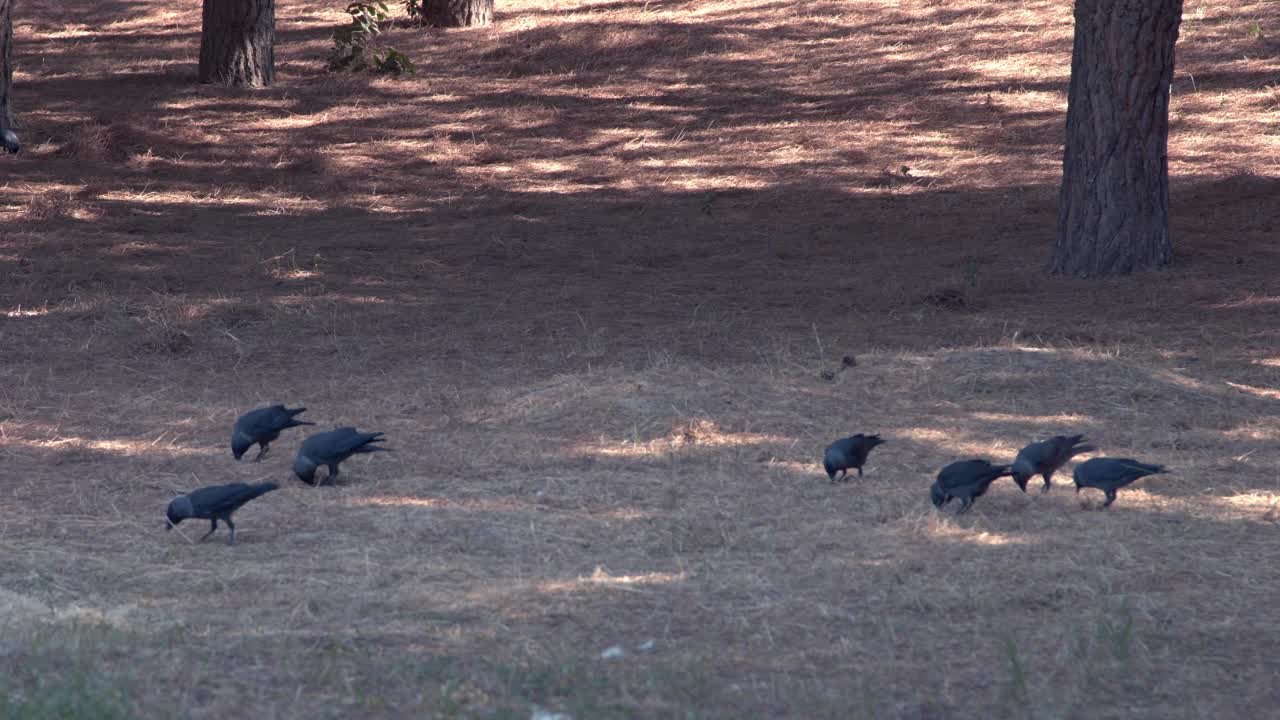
[
  {"xmin": 537, "ymin": 568, "xmax": 689, "ymax": 594},
  {"xmin": 968, "ymin": 411, "xmax": 1096, "ymax": 426},
  {"xmin": 896, "ymin": 427, "xmax": 1023, "ymax": 458},
  {"xmin": 348, "ymin": 495, "xmax": 526, "ymax": 512},
  {"xmin": 1108, "ymin": 488, "xmax": 1280, "ymax": 524},
  {"xmin": 0, "ymin": 587, "xmax": 148, "ymax": 630},
  {"xmin": 3, "ymin": 434, "xmax": 214, "ymax": 458},
  {"xmin": 1204, "ymin": 492, "xmax": 1280, "ymax": 518},
  {"xmin": 1211, "ymin": 294, "xmax": 1280, "ymax": 309},
  {"xmin": 3, "ymin": 306, "xmax": 49, "ymax": 318},
  {"xmin": 3, "ymin": 0, "xmax": 1275, "ymax": 226},
  {"xmin": 926, "ymin": 523, "xmax": 1037, "ymax": 547},
  {"xmin": 1226, "ymin": 381, "xmax": 1280, "ymax": 400},
  {"xmin": 571, "ymin": 419, "xmax": 790, "ymax": 459}
]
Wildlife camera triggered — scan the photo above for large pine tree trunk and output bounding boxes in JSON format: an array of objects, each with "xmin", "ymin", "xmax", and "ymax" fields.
[
  {"xmin": 198, "ymin": 0, "xmax": 275, "ymax": 87},
  {"xmin": 1049, "ymin": 0, "xmax": 1182, "ymax": 277},
  {"xmin": 425, "ymin": 0, "xmax": 493, "ymax": 28},
  {"xmin": 0, "ymin": 0, "xmax": 15, "ymax": 134}
]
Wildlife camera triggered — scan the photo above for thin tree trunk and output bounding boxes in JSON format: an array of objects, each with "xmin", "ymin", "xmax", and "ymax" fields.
[
  {"xmin": 198, "ymin": 0, "xmax": 275, "ymax": 87},
  {"xmin": 0, "ymin": 0, "xmax": 15, "ymax": 130},
  {"xmin": 1050, "ymin": 0, "xmax": 1182, "ymax": 276},
  {"xmin": 426, "ymin": 0, "xmax": 493, "ymax": 28}
]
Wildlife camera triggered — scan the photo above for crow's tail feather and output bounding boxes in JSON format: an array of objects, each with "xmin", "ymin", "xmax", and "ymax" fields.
[
  {"xmin": 246, "ymin": 482, "xmax": 281, "ymax": 500},
  {"xmin": 1069, "ymin": 443, "xmax": 1097, "ymax": 457}
]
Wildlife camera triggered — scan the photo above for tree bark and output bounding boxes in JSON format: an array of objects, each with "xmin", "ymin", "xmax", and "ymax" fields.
[
  {"xmin": 1049, "ymin": 0, "xmax": 1182, "ymax": 277},
  {"xmin": 425, "ymin": 0, "xmax": 493, "ymax": 28},
  {"xmin": 0, "ymin": 0, "xmax": 15, "ymax": 131},
  {"xmin": 198, "ymin": 0, "xmax": 274, "ymax": 87}
]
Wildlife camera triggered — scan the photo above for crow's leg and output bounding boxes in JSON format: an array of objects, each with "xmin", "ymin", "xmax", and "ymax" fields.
[
  {"xmin": 1041, "ymin": 471, "xmax": 1054, "ymax": 494},
  {"xmin": 253, "ymin": 442, "xmax": 270, "ymax": 462},
  {"xmin": 857, "ymin": 466, "xmax": 864, "ymax": 478},
  {"xmin": 1102, "ymin": 490, "xmax": 1117, "ymax": 508},
  {"xmin": 957, "ymin": 497, "xmax": 973, "ymax": 514},
  {"xmin": 225, "ymin": 518, "xmax": 236, "ymax": 546},
  {"xmin": 199, "ymin": 519, "xmax": 218, "ymax": 543}
]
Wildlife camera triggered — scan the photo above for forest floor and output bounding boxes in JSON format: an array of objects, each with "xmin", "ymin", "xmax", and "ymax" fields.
[{"xmin": 2, "ymin": 0, "xmax": 1280, "ymax": 717}]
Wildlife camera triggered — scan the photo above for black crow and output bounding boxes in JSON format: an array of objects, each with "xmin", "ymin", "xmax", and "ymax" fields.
[
  {"xmin": 1073, "ymin": 457, "xmax": 1167, "ymax": 508},
  {"xmin": 823, "ymin": 433, "xmax": 885, "ymax": 482},
  {"xmin": 1010, "ymin": 434, "xmax": 1097, "ymax": 494},
  {"xmin": 231, "ymin": 405, "xmax": 314, "ymax": 461},
  {"xmin": 930, "ymin": 459, "xmax": 1013, "ymax": 514},
  {"xmin": 0, "ymin": 128, "xmax": 18, "ymax": 155},
  {"xmin": 165, "ymin": 482, "xmax": 279, "ymax": 545},
  {"xmin": 294, "ymin": 427, "xmax": 390, "ymax": 485}
]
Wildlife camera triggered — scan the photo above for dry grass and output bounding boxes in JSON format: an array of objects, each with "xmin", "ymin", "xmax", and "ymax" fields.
[{"xmin": 2, "ymin": 0, "xmax": 1280, "ymax": 717}]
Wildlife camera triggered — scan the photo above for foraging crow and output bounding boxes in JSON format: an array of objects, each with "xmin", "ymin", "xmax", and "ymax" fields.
[
  {"xmin": 1073, "ymin": 457, "xmax": 1167, "ymax": 508},
  {"xmin": 294, "ymin": 427, "xmax": 390, "ymax": 485},
  {"xmin": 165, "ymin": 482, "xmax": 279, "ymax": 546},
  {"xmin": 0, "ymin": 128, "xmax": 18, "ymax": 155},
  {"xmin": 1010, "ymin": 434, "xmax": 1097, "ymax": 494},
  {"xmin": 930, "ymin": 459, "xmax": 1013, "ymax": 514},
  {"xmin": 823, "ymin": 433, "xmax": 885, "ymax": 482},
  {"xmin": 231, "ymin": 405, "xmax": 315, "ymax": 461}
]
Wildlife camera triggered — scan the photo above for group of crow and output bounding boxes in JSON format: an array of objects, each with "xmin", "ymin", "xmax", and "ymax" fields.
[
  {"xmin": 823, "ymin": 432, "xmax": 1169, "ymax": 513},
  {"xmin": 164, "ymin": 407, "xmax": 1169, "ymax": 547},
  {"xmin": 163, "ymin": 405, "xmax": 389, "ymax": 545}
]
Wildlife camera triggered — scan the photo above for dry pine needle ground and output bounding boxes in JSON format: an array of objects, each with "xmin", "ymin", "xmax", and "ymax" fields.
[{"xmin": 1, "ymin": 0, "xmax": 1279, "ymax": 717}]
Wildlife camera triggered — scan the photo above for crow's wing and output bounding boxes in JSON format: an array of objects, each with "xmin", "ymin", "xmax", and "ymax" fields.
[
  {"xmin": 1078, "ymin": 458, "xmax": 1158, "ymax": 487},
  {"xmin": 236, "ymin": 405, "xmax": 291, "ymax": 437},
  {"xmin": 301, "ymin": 428, "xmax": 383, "ymax": 460},
  {"xmin": 188, "ymin": 483, "xmax": 278, "ymax": 517},
  {"xmin": 1108, "ymin": 459, "xmax": 1165, "ymax": 481},
  {"xmin": 937, "ymin": 460, "xmax": 990, "ymax": 492},
  {"xmin": 1013, "ymin": 441, "xmax": 1044, "ymax": 471},
  {"xmin": 827, "ymin": 436, "xmax": 855, "ymax": 454},
  {"xmin": 824, "ymin": 444, "xmax": 848, "ymax": 468},
  {"xmin": 299, "ymin": 429, "xmax": 348, "ymax": 460}
]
